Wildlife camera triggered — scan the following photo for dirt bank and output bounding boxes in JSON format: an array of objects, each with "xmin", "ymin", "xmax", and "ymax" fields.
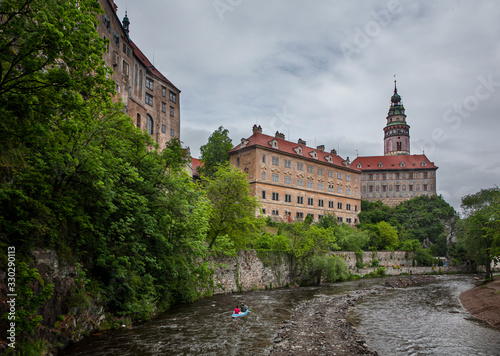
[
  {"xmin": 268, "ymin": 275, "xmax": 436, "ymax": 355},
  {"xmin": 460, "ymin": 277, "xmax": 500, "ymax": 329}
]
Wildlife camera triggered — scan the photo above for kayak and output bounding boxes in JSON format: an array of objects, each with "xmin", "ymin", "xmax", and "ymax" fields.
[{"xmin": 232, "ymin": 309, "xmax": 249, "ymax": 317}]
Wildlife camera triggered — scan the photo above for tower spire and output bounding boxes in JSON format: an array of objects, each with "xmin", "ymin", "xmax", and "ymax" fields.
[
  {"xmin": 383, "ymin": 79, "xmax": 410, "ymax": 156},
  {"xmin": 122, "ymin": 11, "xmax": 130, "ymax": 36}
]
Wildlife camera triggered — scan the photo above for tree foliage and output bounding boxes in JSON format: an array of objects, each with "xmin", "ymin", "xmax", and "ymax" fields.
[
  {"xmin": 198, "ymin": 126, "xmax": 233, "ymax": 177},
  {"xmin": 391, "ymin": 195, "xmax": 456, "ymax": 250},
  {"xmin": 359, "ymin": 196, "xmax": 457, "ymax": 255},
  {"xmin": 333, "ymin": 223, "xmax": 370, "ymax": 252},
  {"xmin": 358, "ymin": 200, "xmax": 392, "ymax": 225},
  {"xmin": 260, "ymin": 222, "xmax": 340, "ymax": 284},
  {"xmin": 459, "ymin": 187, "xmax": 500, "ymax": 279},
  {"xmin": 0, "ymin": 0, "xmax": 212, "ymax": 323},
  {"xmin": 203, "ymin": 164, "xmax": 263, "ymax": 251},
  {"xmin": 316, "ymin": 213, "xmax": 337, "ymax": 229}
]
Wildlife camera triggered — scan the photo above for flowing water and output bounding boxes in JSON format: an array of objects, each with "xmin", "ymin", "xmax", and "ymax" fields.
[
  {"xmin": 349, "ymin": 275, "xmax": 500, "ymax": 355},
  {"xmin": 60, "ymin": 275, "xmax": 500, "ymax": 355}
]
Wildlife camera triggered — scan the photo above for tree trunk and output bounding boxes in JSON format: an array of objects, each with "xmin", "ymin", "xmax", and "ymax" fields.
[{"xmin": 485, "ymin": 257, "xmax": 493, "ymax": 280}]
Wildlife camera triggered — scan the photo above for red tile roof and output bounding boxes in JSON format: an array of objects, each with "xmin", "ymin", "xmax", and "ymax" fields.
[
  {"xmin": 230, "ymin": 131, "xmax": 361, "ymax": 172},
  {"xmin": 191, "ymin": 157, "xmax": 202, "ymax": 174},
  {"xmin": 352, "ymin": 155, "xmax": 438, "ymax": 171},
  {"xmin": 129, "ymin": 40, "xmax": 180, "ymax": 92}
]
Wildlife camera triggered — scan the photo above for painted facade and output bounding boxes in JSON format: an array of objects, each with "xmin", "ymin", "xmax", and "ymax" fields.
[{"xmin": 353, "ymin": 83, "xmax": 438, "ymax": 207}]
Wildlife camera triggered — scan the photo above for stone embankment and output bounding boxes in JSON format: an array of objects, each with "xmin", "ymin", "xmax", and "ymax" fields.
[{"xmin": 268, "ymin": 275, "xmax": 436, "ymax": 355}]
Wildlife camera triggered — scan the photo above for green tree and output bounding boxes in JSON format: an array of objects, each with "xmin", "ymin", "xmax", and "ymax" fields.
[
  {"xmin": 399, "ymin": 239, "xmax": 421, "ymax": 251},
  {"xmin": 460, "ymin": 187, "xmax": 500, "ymax": 280},
  {"xmin": 316, "ymin": 213, "xmax": 337, "ymax": 229},
  {"xmin": 358, "ymin": 200, "xmax": 393, "ymax": 225},
  {"xmin": 391, "ymin": 195, "xmax": 456, "ymax": 255},
  {"xmin": 334, "ymin": 224, "xmax": 370, "ymax": 252},
  {"xmin": 282, "ymin": 223, "xmax": 339, "ymax": 283},
  {"xmin": 359, "ymin": 196, "xmax": 457, "ymax": 256},
  {"xmin": 373, "ymin": 221, "xmax": 399, "ymax": 250},
  {"xmin": 0, "ymin": 0, "xmax": 212, "ymax": 323},
  {"xmin": 203, "ymin": 164, "xmax": 262, "ymax": 251},
  {"xmin": 199, "ymin": 126, "xmax": 233, "ymax": 177}
]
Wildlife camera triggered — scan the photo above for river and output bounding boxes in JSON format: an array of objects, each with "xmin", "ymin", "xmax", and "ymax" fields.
[{"xmin": 59, "ymin": 275, "xmax": 500, "ymax": 355}]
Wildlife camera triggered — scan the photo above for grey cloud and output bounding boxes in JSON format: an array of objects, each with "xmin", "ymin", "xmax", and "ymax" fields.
[{"xmin": 116, "ymin": 0, "xmax": 500, "ymax": 210}]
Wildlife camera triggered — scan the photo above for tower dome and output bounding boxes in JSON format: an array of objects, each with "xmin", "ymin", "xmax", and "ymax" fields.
[{"xmin": 391, "ymin": 86, "xmax": 401, "ymax": 104}]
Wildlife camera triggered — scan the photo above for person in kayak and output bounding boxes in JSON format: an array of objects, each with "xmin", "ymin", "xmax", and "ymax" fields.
[
  {"xmin": 240, "ymin": 304, "xmax": 248, "ymax": 313},
  {"xmin": 234, "ymin": 306, "xmax": 240, "ymax": 314}
]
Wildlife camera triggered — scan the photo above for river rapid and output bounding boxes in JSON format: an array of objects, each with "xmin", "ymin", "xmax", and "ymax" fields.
[{"xmin": 59, "ymin": 275, "xmax": 500, "ymax": 355}]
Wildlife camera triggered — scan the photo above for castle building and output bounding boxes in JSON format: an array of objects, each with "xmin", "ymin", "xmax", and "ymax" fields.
[
  {"xmin": 229, "ymin": 126, "xmax": 362, "ymax": 224},
  {"xmin": 96, "ymin": 0, "xmax": 181, "ymax": 150},
  {"xmin": 352, "ymin": 82, "xmax": 438, "ymax": 207}
]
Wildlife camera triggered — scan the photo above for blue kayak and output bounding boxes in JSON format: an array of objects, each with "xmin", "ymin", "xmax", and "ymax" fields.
[{"xmin": 232, "ymin": 309, "xmax": 249, "ymax": 317}]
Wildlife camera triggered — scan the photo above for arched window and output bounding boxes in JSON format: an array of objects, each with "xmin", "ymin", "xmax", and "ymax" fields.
[
  {"xmin": 136, "ymin": 113, "xmax": 141, "ymax": 128},
  {"xmin": 146, "ymin": 114, "xmax": 153, "ymax": 135}
]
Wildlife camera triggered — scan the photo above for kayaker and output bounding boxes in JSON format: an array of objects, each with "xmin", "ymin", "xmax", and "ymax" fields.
[
  {"xmin": 234, "ymin": 306, "xmax": 240, "ymax": 314},
  {"xmin": 240, "ymin": 304, "xmax": 248, "ymax": 313}
]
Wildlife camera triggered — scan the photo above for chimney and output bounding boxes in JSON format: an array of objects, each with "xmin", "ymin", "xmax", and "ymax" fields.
[
  {"xmin": 330, "ymin": 149, "xmax": 337, "ymax": 155},
  {"xmin": 252, "ymin": 124, "xmax": 262, "ymax": 134},
  {"xmin": 317, "ymin": 145, "xmax": 325, "ymax": 152},
  {"xmin": 275, "ymin": 131, "xmax": 285, "ymax": 140},
  {"xmin": 298, "ymin": 138, "xmax": 306, "ymax": 145},
  {"xmin": 343, "ymin": 157, "xmax": 351, "ymax": 167}
]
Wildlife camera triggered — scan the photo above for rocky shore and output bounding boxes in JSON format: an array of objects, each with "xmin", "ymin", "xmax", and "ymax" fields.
[{"xmin": 268, "ymin": 275, "xmax": 437, "ymax": 355}]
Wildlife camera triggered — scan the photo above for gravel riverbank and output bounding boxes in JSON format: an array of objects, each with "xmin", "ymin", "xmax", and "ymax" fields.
[{"xmin": 267, "ymin": 275, "xmax": 436, "ymax": 355}]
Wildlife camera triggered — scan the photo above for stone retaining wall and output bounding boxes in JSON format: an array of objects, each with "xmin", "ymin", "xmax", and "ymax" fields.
[
  {"xmin": 352, "ymin": 265, "xmax": 463, "ymax": 276},
  {"xmin": 332, "ymin": 250, "xmax": 414, "ymax": 269},
  {"xmin": 207, "ymin": 250, "xmax": 465, "ymax": 296},
  {"xmin": 208, "ymin": 250, "xmax": 293, "ymax": 295}
]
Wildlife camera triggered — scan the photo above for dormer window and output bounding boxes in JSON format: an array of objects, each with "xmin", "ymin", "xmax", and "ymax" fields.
[
  {"xmin": 309, "ymin": 150, "xmax": 318, "ymax": 159},
  {"xmin": 269, "ymin": 139, "xmax": 278, "ymax": 149},
  {"xmin": 294, "ymin": 146, "xmax": 303, "ymax": 155},
  {"xmin": 400, "ymin": 161, "xmax": 405, "ymax": 167},
  {"xmin": 357, "ymin": 163, "xmax": 362, "ymax": 169},
  {"xmin": 240, "ymin": 138, "xmax": 250, "ymax": 148},
  {"xmin": 378, "ymin": 162, "xmax": 383, "ymax": 168},
  {"xmin": 421, "ymin": 161, "xmax": 427, "ymax": 167},
  {"xmin": 325, "ymin": 155, "xmax": 332, "ymax": 163}
]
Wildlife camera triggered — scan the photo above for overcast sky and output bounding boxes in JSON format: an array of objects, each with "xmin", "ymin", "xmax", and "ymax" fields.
[{"xmin": 114, "ymin": 0, "xmax": 499, "ymax": 211}]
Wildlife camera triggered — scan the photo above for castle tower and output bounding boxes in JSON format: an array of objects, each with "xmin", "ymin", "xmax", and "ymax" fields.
[{"xmin": 383, "ymin": 81, "xmax": 410, "ymax": 155}]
